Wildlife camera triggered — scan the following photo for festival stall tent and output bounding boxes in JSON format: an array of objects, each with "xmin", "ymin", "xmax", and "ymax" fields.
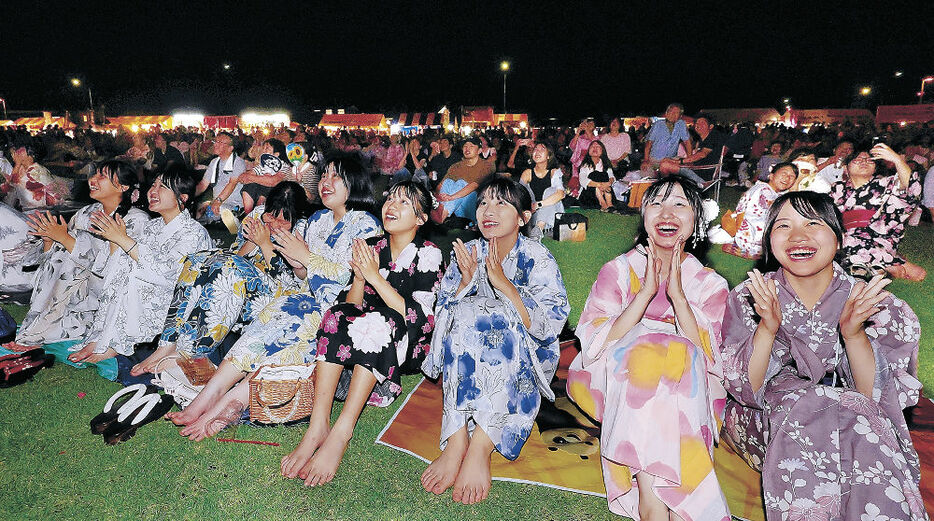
[
  {"xmin": 875, "ymin": 104, "xmax": 934, "ymax": 125},
  {"xmin": 494, "ymin": 113, "xmax": 530, "ymax": 129},
  {"xmin": 393, "ymin": 112, "xmax": 444, "ymax": 134},
  {"xmin": 700, "ymin": 108, "xmax": 783, "ymax": 125},
  {"xmin": 317, "ymin": 113, "xmax": 388, "ymax": 132},
  {"xmin": 106, "ymin": 115, "xmax": 174, "ymax": 131},
  {"xmin": 13, "ymin": 117, "xmax": 69, "ymax": 130},
  {"xmin": 460, "ymin": 106, "xmax": 496, "ymax": 129},
  {"xmin": 0, "ymin": 120, "xmax": 17, "ymax": 127},
  {"xmin": 203, "ymin": 115, "xmax": 239, "ymax": 129},
  {"xmin": 783, "ymin": 109, "xmax": 874, "ymax": 127}
]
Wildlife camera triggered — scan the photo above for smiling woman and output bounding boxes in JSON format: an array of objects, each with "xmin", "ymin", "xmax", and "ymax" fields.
[
  {"xmin": 566, "ymin": 175, "xmax": 731, "ymax": 520},
  {"xmin": 720, "ymin": 191, "xmax": 926, "ymax": 520}
]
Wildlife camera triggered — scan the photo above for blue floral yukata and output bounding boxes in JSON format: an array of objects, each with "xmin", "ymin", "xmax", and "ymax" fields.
[{"xmin": 422, "ymin": 234, "xmax": 569, "ymax": 460}]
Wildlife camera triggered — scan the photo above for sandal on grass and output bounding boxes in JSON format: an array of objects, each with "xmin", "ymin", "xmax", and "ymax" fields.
[
  {"xmin": 0, "ymin": 352, "xmax": 55, "ymax": 388},
  {"xmin": 101, "ymin": 391, "xmax": 174, "ymax": 445},
  {"xmin": 90, "ymin": 384, "xmax": 152, "ymax": 435}
]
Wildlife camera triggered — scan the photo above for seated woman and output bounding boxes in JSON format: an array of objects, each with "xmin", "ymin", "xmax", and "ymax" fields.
[
  {"xmin": 0, "ymin": 203, "xmax": 42, "ymax": 293},
  {"xmin": 566, "ymin": 175, "xmax": 731, "ymax": 520},
  {"xmin": 1, "ymin": 144, "xmax": 70, "ymax": 210},
  {"xmin": 720, "ymin": 191, "xmax": 926, "ymax": 520},
  {"xmin": 729, "ymin": 161, "xmax": 798, "ymax": 258},
  {"xmin": 165, "ymin": 153, "xmax": 381, "ymax": 441},
  {"xmin": 830, "ymin": 143, "xmax": 925, "ymax": 281},
  {"xmin": 128, "ymin": 182, "xmax": 311, "ymax": 377},
  {"xmin": 281, "ymin": 181, "xmax": 444, "ymax": 486},
  {"xmin": 210, "ymin": 138, "xmax": 292, "ymax": 215},
  {"xmin": 519, "ymin": 142, "xmax": 565, "ymax": 235},
  {"xmin": 67, "ymin": 168, "xmax": 213, "ymax": 363},
  {"xmin": 420, "ymin": 175, "xmax": 570, "ymax": 505},
  {"xmin": 5, "ymin": 160, "xmax": 148, "ymax": 350},
  {"xmin": 578, "ymin": 140, "xmax": 617, "ymax": 212}
]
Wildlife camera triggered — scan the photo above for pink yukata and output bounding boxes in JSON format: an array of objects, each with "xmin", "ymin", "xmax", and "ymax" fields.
[
  {"xmin": 733, "ymin": 181, "xmax": 781, "ymax": 257},
  {"xmin": 566, "ymin": 248, "xmax": 731, "ymax": 520}
]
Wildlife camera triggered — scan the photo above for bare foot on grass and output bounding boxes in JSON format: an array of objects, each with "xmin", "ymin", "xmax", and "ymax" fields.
[
  {"xmin": 302, "ymin": 426, "xmax": 352, "ymax": 487},
  {"xmin": 281, "ymin": 422, "xmax": 330, "ymax": 479},
  {"xmin": 451, "ymin": 445, "xmax": 492, "ymax": 505},
  {"xmin": 421, "ymin": 430, "xmax": 468, "ymax": 495}
]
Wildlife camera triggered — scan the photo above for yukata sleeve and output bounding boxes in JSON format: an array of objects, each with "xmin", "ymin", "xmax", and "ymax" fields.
[
  {"xmin": 575, "ymin": 256, "xmax": 631, "ymax": 366},
  {"xmin": 511, "ymin": 247, "xmax": 570, "ymax": 398},
  {"xmin": 681, "ymin": 268, "xmax": 729, "ymax": 368},
  {"xmin": 720, "ymin": 281, "xmax": 785, "ymax": 409},
  {"xmin": 839, "ymin": 295, "xmax": 922, "ymax": 411},
  {"xmin": 134, "ymin": 223, "xmax": 208, "ymax": 288},
  {"xmin": 404, "ymin": 244, "xmax": 445, "ymax": 354},
  {"xmin": 422, "ymin": 247, "xmax": 474, "ymax": 379},
  {"xmin": 305, "ymin": 213, "xmax": 381, "ymax": 308}
]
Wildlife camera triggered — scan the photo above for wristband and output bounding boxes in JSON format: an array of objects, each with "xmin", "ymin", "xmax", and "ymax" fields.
[{"xmin": 124, "ymin": 241, "xmax": 138, "ymax": 254}]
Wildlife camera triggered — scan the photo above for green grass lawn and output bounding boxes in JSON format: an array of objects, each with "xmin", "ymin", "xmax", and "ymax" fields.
[{"xmin": 2, "ymin": 187, "xmax": 932, "ymax": 520}]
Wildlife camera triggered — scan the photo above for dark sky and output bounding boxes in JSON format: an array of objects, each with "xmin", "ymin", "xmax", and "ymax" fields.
[{"xmin": 3, "ymin": 1, "xmax": 933, "ymax": 123}]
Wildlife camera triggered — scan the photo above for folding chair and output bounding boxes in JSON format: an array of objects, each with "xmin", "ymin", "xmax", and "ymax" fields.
[{"xmin": 691, "ymin": 146, "xmax": 726, "ymax": 203}]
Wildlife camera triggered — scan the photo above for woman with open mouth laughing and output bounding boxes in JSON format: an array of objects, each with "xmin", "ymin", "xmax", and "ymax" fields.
[
  {"xmin": 68, "ymin": 168, "xmax": 212, "ymax": 364},
  {"xmin": 720, "ymin": 191, "xmax": 925, "ymax": 520},
  {"xmin": 167, "ymin": 153, "xmax": 381, "ymax": 442},
  {"xmin": 421, "ymin": 175, "xmax": 569, "ymax": 505},
  {"xmin": 281, "ymin": 180, "xmax": 444, "ymax": 487},
  {"xmin": 566, "ymin": 175, "xmax": 731, "ymax": 520},
  {"xmin": 5, "ymin": 160, "xmax": 148, "ymax": 352}
]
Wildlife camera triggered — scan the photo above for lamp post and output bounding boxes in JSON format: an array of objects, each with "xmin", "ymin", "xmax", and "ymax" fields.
[
  {"xmin": 500, "ymin": 61, "xmax": 510, "ymax": 113},
  {"xmin": 919, "ymin": 76, "xmax": 934, "ymax": 104},
  {"xmin": 0, "ymin": 98, "xmax": 6, "ymax": 120},
  {"xmin": 71, "ymin": 78, "xmax": 94, "ymax": 122}
]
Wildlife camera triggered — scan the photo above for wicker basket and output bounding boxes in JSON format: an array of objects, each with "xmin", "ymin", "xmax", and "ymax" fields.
[{"xmin": 248, "ymin": 364, "xmax": 315, "ymax": 424}]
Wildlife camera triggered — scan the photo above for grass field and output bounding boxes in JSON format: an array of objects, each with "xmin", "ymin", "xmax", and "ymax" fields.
[{"xmin": 2, "ymin": 187, "xmax": 932, "ymax": 520}]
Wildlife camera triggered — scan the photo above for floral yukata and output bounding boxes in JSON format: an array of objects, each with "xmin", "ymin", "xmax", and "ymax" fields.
[
  {"xmin": 158, "ymin": 206, "xmax": 306, "ymax": 359},
  {"xmin": 225, "ymin": 209, "xmax": 381, "ymax": 371},
  {"xmin": 72, "ymin": 210, "xmax": 211, "ymax": 357},
  {"xmin": 1, "ymin": 163, "xmax": 70, "ymax": 209},
  {"xmin": 422, "ymin": 235, "xmax": 570, "ymax": 460},
  {"xmin": 566, "ymin": 249, "xmax": 731, "ymax": 521},
  {"xmin": 0, "ymin": 203, "xmax": 41, "ymax": 292},
  {"xmin": 316, "ymin": 235, "xmax": 444, "ymax": 407},
  {"xmin": 733, "ymin": 181, "xmax": 781, "ymax": 257},
  {"xmin": 721, "ymin": 265, "xmax": 927, "ymax": 520},
  {"xmin": 17, "ymin": 204, "xmax": 149, "ymax": 345},
  {"xmin": 830, "ymin": 171, "xmax": 921, "ymax": 270}
]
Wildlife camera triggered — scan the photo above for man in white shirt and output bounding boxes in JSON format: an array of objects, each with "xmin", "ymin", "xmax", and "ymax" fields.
[
  {"xmin": 816, "ymin": 139, "xmax": 854, "ymax": 186},
  {"xmin": 196, "ymin": 131, "xmax": 246, "ymax": 221}
]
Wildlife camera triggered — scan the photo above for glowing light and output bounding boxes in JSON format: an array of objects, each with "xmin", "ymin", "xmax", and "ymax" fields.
[
  {"xmin": 389, "ymin": 123, "xmax": 401, "ymax": 135},
  {"xmin": 894, "ymin": 71, "xmax": 904, "ymax": 77},
  {"xmin": 172, "ymin": 112, "xmax": 205, "ymax": 128},
  {"xmin": 519, "ymin": 121, "xmax": 527, "ymax": 129},
  {"xmin": 223, "ymin": 63, "xmax": 231, "ymax": 70},
  {"xmin": 70, "ymin": 78, "xmax": 81, "ymax": 87},
  {"xmin": 782, "ymin": 98, "xmax": 790, "ymax": 104},
  {"xmin": 500, "ymin": 61, "xmax": 510, "ymax": 72},
  {"xmin": 860, "ymin": 86, "xmax": 872, "ymax": 96},
  {"xmin": 262, "ymin": 128, "xmax": 270, "ymax": 135},
  {"xmin": 900, "ymin": 121, "xmax": 907, "ymax": 126},
  {"xmin": 240, "ymin": 112, "xmax": 290, "ymax": 127},
  {"xmin": 445, "ymin": 124, "xmax": 454, "ymax": 131},
  {"xmin": 461, "ymin": 125, "xmax": 472, "ymax": 135},
  {"xmin": 130, "ymin": 124, "xmax": 140, "ymax": 133},
  {"xmin": 924, "ymin": 77, "xmax": 934, "ymax": 83}
]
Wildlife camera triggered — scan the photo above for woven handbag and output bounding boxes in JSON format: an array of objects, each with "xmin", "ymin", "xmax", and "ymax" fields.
[{"xmin": 248, "ymin": 364, "xmax": 316, "ymax": 424}]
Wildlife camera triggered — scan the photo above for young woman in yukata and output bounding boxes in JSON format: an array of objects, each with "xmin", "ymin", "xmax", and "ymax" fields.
[
  {"xmin": 5, "ymin": 160, "xmax": 149, "ymax": 351},
  {"xmin": 67, "ymin": 168, "xmax": 212, "ymax": 363},
  {"xmin": 166, "ymin": 153, "xmax": 381, "ymax": 441},
  {"xmin": 420, "ymin": 175, "xmax": 570, "ymax": 505},
  {"xmin": 720, "ymin": 191, "xmax": 926, "ymax": 520},
  {"xmin": 128, "ymin": 181, "xmax": 311, "ymax": 377},
  {"xmin": 566, "ymin": 175, "xmax": 732, "ymax": 521},
  {"xmin": 281, "ymin": 180, "xmax": 445, "ymax": 486}
]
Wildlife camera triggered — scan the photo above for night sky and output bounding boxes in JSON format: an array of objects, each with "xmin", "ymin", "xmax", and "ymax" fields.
[{"xmin": 3, "ymin": 1, "xmax": 933, "ymax": 123}]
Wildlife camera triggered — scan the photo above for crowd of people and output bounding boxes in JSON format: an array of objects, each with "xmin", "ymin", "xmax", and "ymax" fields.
[{"xmin": 0, "ymin": 106, "xmax": 930, "ymax": 520}]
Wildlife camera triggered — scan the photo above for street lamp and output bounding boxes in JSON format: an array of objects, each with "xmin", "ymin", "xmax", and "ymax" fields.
[
  {"xmin": 919, "ymin": 76, "xmax": 934, "ymax": 104},
  {"xmin": 860, "ymin": 86, "xmax": 872, "ymax": 96},
  {"xmin": 223, "ymin": 63, "xmax": 231, "ymax": 71},
  {"xmin": 500, "ymin": 61, "xmax": 510, "ymax": 113},
  {"xmin": 70, "ymin": 77, "xmax": 94, "ymax": 117}
]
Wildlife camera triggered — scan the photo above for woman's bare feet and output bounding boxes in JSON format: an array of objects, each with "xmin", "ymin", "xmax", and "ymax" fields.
[
  {"xmin": 68, "ymin": 342, "xmax": 97, "ymax": 363},
  {"xmin": 421, "ymin": 428, "xmax": 468, "ymax": 495},
  {"xmin": 180, "ymin": 399, "xmax": 244, "ymax": 442},
  {"xmin": 281, "ymin": 421, "xmax": 330, "ymax": 479},
  {"xmin": 451, "ymin": 432, "xmax": 494, "ymax": 505},
  {"xmin": 131, "ymin": 343, "xmax": 177, "ymax": 376},
  {"xmin": 301, "ymin": 425, "xmax": 353, "ymax": 487},
  {"xmin": 84, "ymin": 348, "xmax": 118, "ymax": 364}
]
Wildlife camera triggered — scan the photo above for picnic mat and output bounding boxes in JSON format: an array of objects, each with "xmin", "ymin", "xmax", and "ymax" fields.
[
  {"xmin": 378, "ymin": 377, "xmax": 934, "ymax": 520},
  {"xmin": 0, "ymin": 339, "xmax": 118, "ymax": 380}
]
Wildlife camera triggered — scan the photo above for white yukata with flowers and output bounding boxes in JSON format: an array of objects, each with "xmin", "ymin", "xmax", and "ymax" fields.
[{"xmin": 73, "ymin": 210, "xmax": 212, "ymax": 356}]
